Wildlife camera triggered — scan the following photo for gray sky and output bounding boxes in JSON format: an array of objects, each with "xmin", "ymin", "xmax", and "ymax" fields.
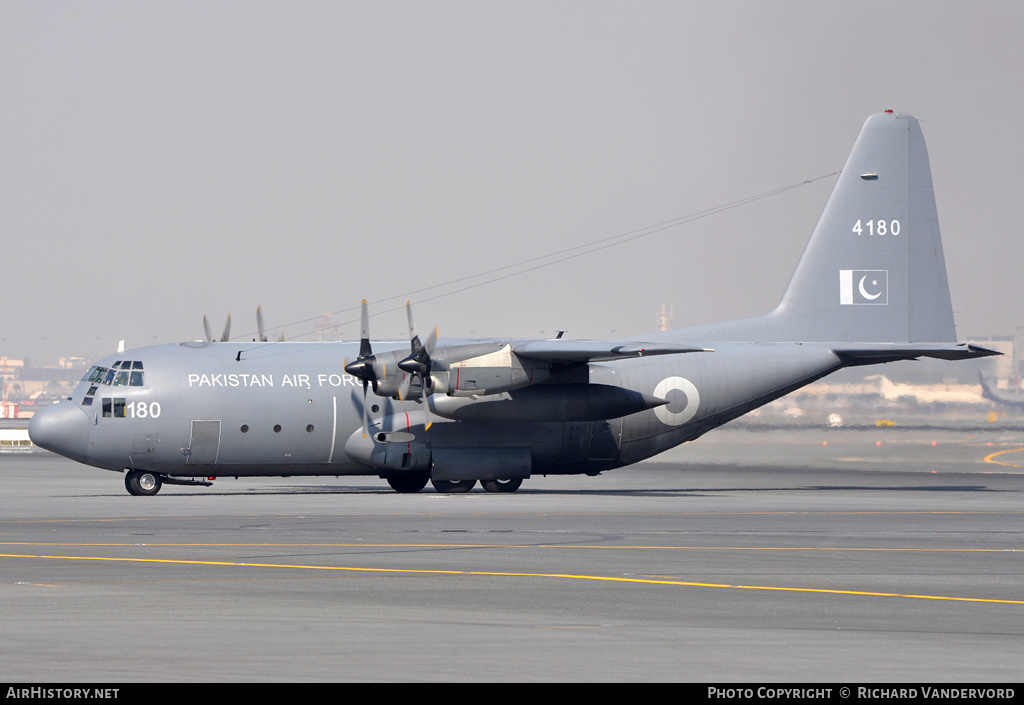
[{"xmin": 4, "ymin": 1, "xmax": 1023, "ymax": 361}]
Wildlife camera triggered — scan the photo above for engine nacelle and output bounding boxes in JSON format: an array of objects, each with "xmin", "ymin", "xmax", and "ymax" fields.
[
  {"xmin": 344, "ymin": 410, "xmax": 431, "ymax": 470},
  {"xmin": 435, "ymin": 344, "xmax": 552, "ymax": 396}
]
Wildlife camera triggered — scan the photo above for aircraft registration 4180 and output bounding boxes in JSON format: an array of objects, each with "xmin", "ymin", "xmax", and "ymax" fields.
[{"xmin": 30, "ymin": 112, "xmax": 997, "ymax": 495}]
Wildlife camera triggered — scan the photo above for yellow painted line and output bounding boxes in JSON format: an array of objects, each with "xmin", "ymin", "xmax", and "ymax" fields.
[
  {"xmin": 983, "ymin": 446, "xmax": 1024, "ymax": 468},
  {"xmin": 0, "ymin": 542, "xmax": 1021, "ymax": 553},
  {"xmin": 2, "ymin": 552, "xmax": 1022, "ymax": 605}
]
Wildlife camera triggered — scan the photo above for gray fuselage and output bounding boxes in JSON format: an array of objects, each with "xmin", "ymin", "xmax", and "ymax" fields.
[{"xmin": 47, "ymin": 338, "xmax": 841, "ymax": 479}]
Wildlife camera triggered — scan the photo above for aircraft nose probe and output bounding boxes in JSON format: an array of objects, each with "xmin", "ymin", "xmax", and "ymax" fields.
[{"xmin": 28, "ymin": 401, "xmax": 91, "ymax": 462}]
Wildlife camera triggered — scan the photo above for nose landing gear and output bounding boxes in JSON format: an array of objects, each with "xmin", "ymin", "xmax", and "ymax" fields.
[
  {"xmin": 122, "ymin": 470, "xmax": 213, "ymax": 495},
  {"xmin": 124, "ymin": 469, "xmax": 162, "ymax": 496}
]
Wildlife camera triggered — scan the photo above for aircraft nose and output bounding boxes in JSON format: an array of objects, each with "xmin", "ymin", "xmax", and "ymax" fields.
[{"xmin": 29, "ymin": 401, "xmax": 90, "ymax": 462}]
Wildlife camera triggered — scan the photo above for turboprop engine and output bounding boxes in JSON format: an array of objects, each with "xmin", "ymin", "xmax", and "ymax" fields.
[{"xmin": 343, "ymin": 301, "xmax": 565, "ymax": 431}]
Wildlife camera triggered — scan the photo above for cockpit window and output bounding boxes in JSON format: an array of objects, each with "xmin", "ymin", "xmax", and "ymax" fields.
[{"xmin": 84, "ymin": 362, "xmax": 145, "ymax": 387}]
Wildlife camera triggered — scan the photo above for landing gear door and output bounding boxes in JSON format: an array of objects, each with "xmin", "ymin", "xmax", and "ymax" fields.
[{"xmin": 187, "ymin": 420, "xmax": 221, "ymax": 466}]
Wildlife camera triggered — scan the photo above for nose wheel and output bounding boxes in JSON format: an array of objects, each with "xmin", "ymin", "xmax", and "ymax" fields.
[{"xmin": 125, "ymin": 469, "xmax": 163, "ymax": 496}]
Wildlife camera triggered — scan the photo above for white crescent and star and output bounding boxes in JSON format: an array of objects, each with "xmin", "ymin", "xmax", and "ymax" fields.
[{"xmin": 858, "ymin": 275, "xmax": 882, "ymax": 300}]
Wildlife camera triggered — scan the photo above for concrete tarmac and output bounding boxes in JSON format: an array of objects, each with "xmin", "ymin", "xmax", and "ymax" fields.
[{"xmin": 1, "ymin": 427, "xmax": 1022, "ymax": 682}]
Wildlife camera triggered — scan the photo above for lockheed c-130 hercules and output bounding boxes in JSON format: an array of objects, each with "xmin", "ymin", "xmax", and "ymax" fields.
[{"xmin": 30, "ymin": 112, "xmax": 998, "ymax": 495}]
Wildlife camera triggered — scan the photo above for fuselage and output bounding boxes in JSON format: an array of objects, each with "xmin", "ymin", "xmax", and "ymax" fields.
[{"xmin": 30, "ymin": 338, "xmax": 845, "ymax": 480}]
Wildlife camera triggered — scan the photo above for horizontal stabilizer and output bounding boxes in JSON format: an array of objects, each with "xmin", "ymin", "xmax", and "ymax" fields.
[{"xmin": 833, "ymin": 343, "xmax": 1001, "ymax": 365}]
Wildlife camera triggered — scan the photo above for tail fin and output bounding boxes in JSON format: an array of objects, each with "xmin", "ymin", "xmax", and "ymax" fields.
[
  {"xmin": 768, "ymin": 111, "xmax": 955, "ymax": 343},
  {"xmin": 681, "ymin": 112, "xmax": 957, "ymax": 344}
]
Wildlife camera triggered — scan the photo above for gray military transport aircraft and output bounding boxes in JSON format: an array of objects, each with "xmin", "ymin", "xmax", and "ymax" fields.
[{"xmin": 30, "ymin": 111, "xmax": 998, "ymax": 495}]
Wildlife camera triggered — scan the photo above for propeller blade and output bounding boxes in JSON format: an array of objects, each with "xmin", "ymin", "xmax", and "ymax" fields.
[
  {"xmin": 203, "ymin": 316, "xmax": 213, "ymax": 342},
  {"xmin": 361, "ymin": 381, "xmax": 371, "ymax": 438},
  {"xmin": 359, "ymin": 299, "xmax": 372, "ymax": 359},
  {"xmin": 221, "ymin": 314, "xmax": 232, "ymax": 342},
  {"xmin": 345, "ymin": 299, "xmax": 382, "ymax": 389},
  {"xmin": 257, "ymin": 306, "xmax": 267, "ymax": 342},
  {"xmin": 406, "ymin": 300, "xmax": 417, "ymax": 342},
  {"xmin": 397, "ymin": 372, "xmax": 411, "ymax": 402},
  {"xmin": 422, "ymin": 381, "xmax": 433, "ymax": 430},
  {"xmin": 423, "ymin": 325, "xmax": 438, "ymax": 357},
  {"xmin": 399, "ymin": 301, "xmax": 435, "ymax": 376}
]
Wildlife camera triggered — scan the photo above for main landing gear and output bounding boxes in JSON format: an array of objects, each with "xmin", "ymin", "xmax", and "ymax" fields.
[
  {"xmin": 480, "ymin": 478, "xmax": 523, "ymax": 493},
  {"xmin": 430, "ymin": 478, "xmax": 477, "ymax": 493},
  {"xmin": 384, "ymin": 474, "xmax": 524, "ymax": 493},
  {"xmin": 386, "ymin": 471, "xmax": 430, "ymax": 493}
]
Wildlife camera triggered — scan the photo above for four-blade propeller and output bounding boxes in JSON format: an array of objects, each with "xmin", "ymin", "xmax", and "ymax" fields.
[
  {"xmin": 204, "ymin": 309, "xmax": 284, "ymax": 343},
  {"xmin": 344, "ymin": 300, "xmax": 437, "ymax": 436},
  {"xmin": 398, "ymin": 302, "xmax": 436, "ymax": 429},
  {"xmin": 343, "ymin": 300, "xmax": 379, "ymax": 437}
]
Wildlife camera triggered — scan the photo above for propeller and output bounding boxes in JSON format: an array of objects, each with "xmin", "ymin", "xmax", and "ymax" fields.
[
  {"xmin": 257, "ymin": 306, "xmax": 267, "ymax": 342},
  {"xmin": 398, "ymin": 301, "xmax": 437, "ymax": 429},
  {"xmin": 256, "ymin": 306, "xmax": 284, "ymax": 342},
  {"xmin": 343, "ymin": 300, "xmax": 439, "ymax": 435},
  {"xmin": 343, "ymin": 300, "xmax": 377, "ymax": 437},
  {"xmin": 203, "ymin": 314, "xmax": 232, "ymax": 342}
]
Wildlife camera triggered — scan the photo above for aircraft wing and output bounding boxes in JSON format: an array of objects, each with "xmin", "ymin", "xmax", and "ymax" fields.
[{"xmin": 512, "ymin": 340, "xmax": 711, "ymax": 363}]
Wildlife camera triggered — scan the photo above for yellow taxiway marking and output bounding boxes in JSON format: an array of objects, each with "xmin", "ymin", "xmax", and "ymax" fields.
[
  {"xmin": 0, "ymin": 542, "xmax": 1021, "ymax": 553},
  {"xmin": 2, "ymin": 551, "xmax": 1022, "ymax": 605},
  {"xmin": 983, "ymin": 446, "xmax": 1024, "ymax": 468}
]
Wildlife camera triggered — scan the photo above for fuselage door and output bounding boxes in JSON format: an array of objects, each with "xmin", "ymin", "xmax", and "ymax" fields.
[
  {"xmin": 187, "ymin": 420, "xmax": 221, "ymax": 465},
  {"xmin": 130, "ymin": 432, "xmax": 160, "ymax": 467}
]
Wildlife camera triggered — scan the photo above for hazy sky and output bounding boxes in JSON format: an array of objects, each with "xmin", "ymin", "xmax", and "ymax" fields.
[{"xmin": 3, "ymin": 1, "xmax": 1023, "ymax": 361}]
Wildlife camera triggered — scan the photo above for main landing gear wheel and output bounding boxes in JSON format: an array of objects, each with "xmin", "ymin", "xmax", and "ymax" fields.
[
  {"xmin": 430, "ymin": 479, "xmax": 476, "ymax": 494},
  {"xmin": 125, "ymin": 469, "xmax": 163, "ymax": 496},
  {"xmin": 480, "ymin": 478, "xmax": 523, "ymax": 493},
  {"xmin": 386, "ymin": 472, "xmax": 429, "ymax": 493}
]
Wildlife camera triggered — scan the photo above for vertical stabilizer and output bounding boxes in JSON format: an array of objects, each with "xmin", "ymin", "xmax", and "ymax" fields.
[
  {"xmin": 677, "ymin": 112, "xmax": 958, "ymax": 344},
  {"xmin": 768, "ymin": 111, "xmax": 955, "ymax": 342}
]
